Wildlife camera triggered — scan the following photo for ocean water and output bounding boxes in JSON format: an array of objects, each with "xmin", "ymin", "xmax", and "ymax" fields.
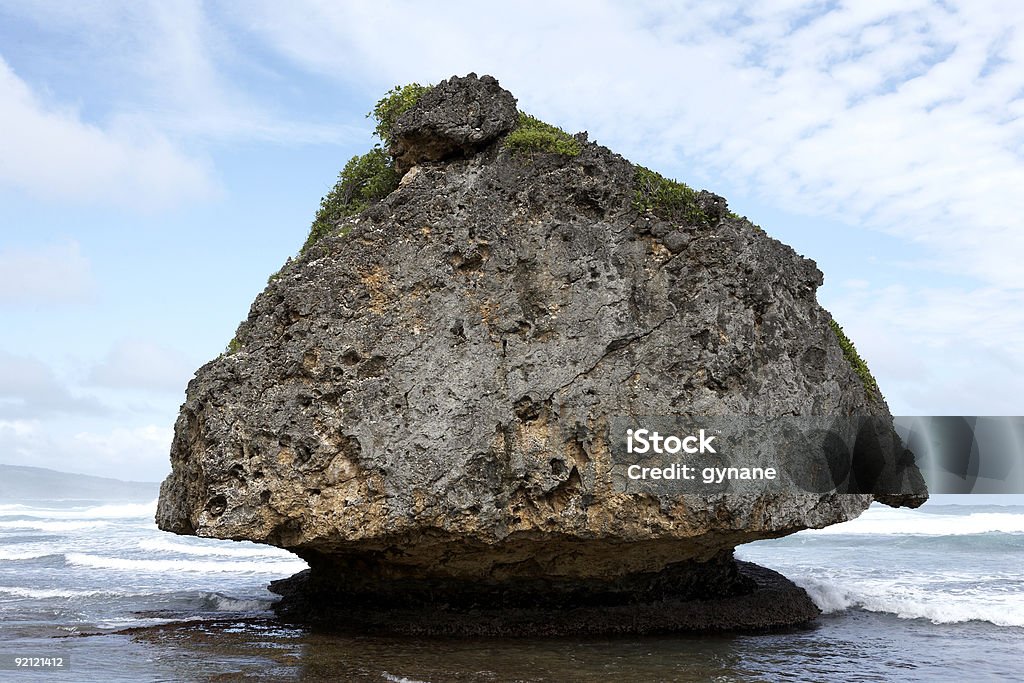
[{"xmin": 1, "ymin": 500, "xmax": 1022, "ymax": 682}]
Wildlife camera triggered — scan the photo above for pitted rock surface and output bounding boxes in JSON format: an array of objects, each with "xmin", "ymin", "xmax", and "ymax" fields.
[
  {"xmin": 157, "ymin": 74, "xmax": 925, "ymax": 631},
  {"xmin": 390, "ymin": 73, "xmax": 518, "ymax": 173}
]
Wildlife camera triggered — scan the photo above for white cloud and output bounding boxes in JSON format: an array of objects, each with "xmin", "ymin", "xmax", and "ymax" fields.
[
  {"xmin": 87, "ymin": 339, "xmax": 197, "ymax": 394},
  {"xmin": 152, "ymin": 4, "xmax": 357, "ymax": 144},
  {"xmin": 0, "ymin": 1, "xmax": 364, "ymax": 210},
  {"xmin": 825, "ymin": 283, "xmax": 1024, "ymax": 414},
  {"xmin": 235, "ymin": 0, "xmax": 1024, "ymax": 290},
  {"xmin": 0, "ymin": 419, "xmax": 171, "ymax": 481},
  {"xmin": 0, "ymin": 419, "xmax": 40, "ymax": 465},
  {"xmin": 0, "ymin": 56, "xmax": 214, "ymax": 209},
  {"xmin": 0, "ymin": 240, "xmax": 95, "ymax": 306},
  {"xmin": 0, "ymin": 350, "xmax": 106, "ymax": 419},
  {"xmin": 72, "ymin": 424, "xmax": 173, "ymax": 477},
  {"xmin": 1, "ymin": 2, "xmax": 358, "ymax": 146},
  {"xmin": 0, "ymin": 419, "xmax": 36, "ymax": 439}
]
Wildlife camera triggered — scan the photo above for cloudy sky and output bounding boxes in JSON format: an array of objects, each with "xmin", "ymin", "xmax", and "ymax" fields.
[{"xmin": 1, "ymin": 1, "xmax": 1022, "ymax": 481}]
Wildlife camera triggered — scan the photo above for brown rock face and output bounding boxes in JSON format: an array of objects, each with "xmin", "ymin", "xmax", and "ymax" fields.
[{"xmin": 156, "ymin": 74, "xmax": 925, "ymax": 633}]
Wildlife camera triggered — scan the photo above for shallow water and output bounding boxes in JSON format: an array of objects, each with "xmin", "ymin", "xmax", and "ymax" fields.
[
  {"xmin": 7, "ymin": 610, "xmax": 1020, "ymax": 682},
  {"xmin": 2, "ymin": 500, "xmax": 1022, "ymax": 681}
]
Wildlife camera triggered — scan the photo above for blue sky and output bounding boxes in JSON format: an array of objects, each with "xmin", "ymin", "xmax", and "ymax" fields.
[{"xmin": 1, "ymin": 1, "xmax": 1022, "ymax": 481}]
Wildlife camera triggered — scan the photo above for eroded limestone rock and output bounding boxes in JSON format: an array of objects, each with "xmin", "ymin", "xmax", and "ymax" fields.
[
  {"xmin": 389, "ymin": 73, "xmax": 518, "ymax": 172},
  {"xmin": 157, "ymin": 74, "xmax": 925, "ymax": 632}
]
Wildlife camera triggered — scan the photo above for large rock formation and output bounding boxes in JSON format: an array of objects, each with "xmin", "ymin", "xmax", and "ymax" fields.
[{"xmin": 157, "ymin": 74, "xmax": 925, "ymax": 634}]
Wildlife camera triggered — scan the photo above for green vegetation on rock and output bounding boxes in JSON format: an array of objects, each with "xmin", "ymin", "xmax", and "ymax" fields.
[
  {"xmin": 725, "ymin": 209, "xmax": 766, "ymax": 234},
  {"xmin": 302, "ymin": 147, "xmax": 399, "ymax": 253},
  {"xmin": 633, "ymin": 165, "xmax": 708, "ymax": 225},
  {"xmin": 829, "ymin": 319, "xmax": 879, "ymax": 397},
  {"xmin": 300, "ymin": 83, "xmax": 433, "ymax": 254},
  {"xmin": 503, "ymin": 112, "xmax": 581, "ymax": 157},
  {"xmin": 370, "ymin": 83, "xmax": 432, "ymax": 145}
]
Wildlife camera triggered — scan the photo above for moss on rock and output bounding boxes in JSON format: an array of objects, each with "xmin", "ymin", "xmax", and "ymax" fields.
[
  {"xmin": 830, "ymin": 318, "xmax": 879, "ymax": 397},
  {"xmin": 503, "ymin": 112, "xmax": 581, "ymax": 157},
  {"xmin": 301, "ymin": 84, "xmax": 434, "ymax": 254},
  {"xmin": 632, "ymin": 165, "xmax": 709, "ymax": 225}
]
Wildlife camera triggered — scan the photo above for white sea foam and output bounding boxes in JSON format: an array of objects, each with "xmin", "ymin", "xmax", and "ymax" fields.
[
  {"xmin": 65, "ymin": 552, "xmax": 308, "ymax": 574},
  {"xmin": 0, "ymin": 500, "xmax": 157, "ymax": 520},
  {"xmin": 93, "ymin": 616, "xmax": 180, "ymax": 630},
  {"xmin": 205, "ymin": 593, "xmax": 275, "ymax": 611},
  {"xmin": 0, "ymin": 549, "xmax": 53, "ymax": 561},
  {"xmin": 63, "ymin": 500, "xmax": 156, "ymax": 519},
  {"xmin": 0, "ymin": 585, "xmax": 272, "ymax": 610},
  {"xmin": 137, "ymin": 537, "xmax": 293, "ymax": 559},
  {"xmin": 0, "ymin": 520, "xmax": 108, "ymax": 532},
  {"xmin": 382, "ymin": 674, "xmax": 430, "ymax": 683},
  {"xmin": 0, "ymin": 586, "xmax": 122, "ymax": 599},
  {"xmin": 798, "ymin": 578, "xmax": 856, "ymax": 613},
  {"xmin": 796, "ymin": 576, "xmax": 1024, "ymax": 628},
  {"xmin": 804, "ymin": 507, "xmax": 1024, "ymax": 536}
]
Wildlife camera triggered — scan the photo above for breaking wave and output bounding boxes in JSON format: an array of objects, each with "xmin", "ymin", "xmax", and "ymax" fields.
[
  {"xmin": 806, "ymin": 508, "xmax": 1024, "ymax": 536},
  {"xmin": 797, "ymin": 577, "xmax": 1024, "ymax": 628},
  {"xmin": 137, "ymin": 537, "xmax": 292, "ymax": 559},
  {"xmin": 0, "ymin": 549, "xmax": 53, "ymax": 561},
  {"xmin": 0, "ymin": 586, "xmax": 125, "ymax": 599},
  {"xmin": 64, "ymin": 552, "xmax": 307, "ymax": 574},
  {"xmin": 202, "ymin": 592, "xmax": 276, "ymax": 612},
  {"xmin": 0, "ymin": 520, "xmax": 108, "ymax": 532},
  {"xmin": 0, "ymin": 500, "xmax": 157, "ymax": 520}
]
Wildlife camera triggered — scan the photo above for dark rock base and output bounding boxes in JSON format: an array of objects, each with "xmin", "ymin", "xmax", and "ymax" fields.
[{"xmin": 268, "ymin": 559, "xmax": 820, "ymax": 636}]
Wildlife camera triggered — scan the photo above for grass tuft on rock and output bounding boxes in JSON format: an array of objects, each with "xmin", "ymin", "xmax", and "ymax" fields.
[
  {"xmin": 829, "ymin": 319, "xmax": 879, "ymax": 397},
  {"xmin": 632, "ymin": 165, "xmax": 708, "ymax": 225},
  {"xmin": 302, "ymin": 147, "xmax": 399, "ymax": 253},
  {"xmin": 503, "ymin": 112, "xmax": 581, "ymax": 157},
  {"xmin": 301, "ymin": 83, "xmax": 433, "ymax": 254},
  {"xmin": 725, "ymin": 209, "xmax": 766, "ymax": 234}
]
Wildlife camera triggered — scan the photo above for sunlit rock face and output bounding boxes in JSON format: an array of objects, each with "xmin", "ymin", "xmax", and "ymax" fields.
[{"xmin": 157, "ymin": 73, "xmax": 925, "ymax": 634}]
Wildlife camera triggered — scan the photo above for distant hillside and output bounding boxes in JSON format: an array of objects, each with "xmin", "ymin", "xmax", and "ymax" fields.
[{"xmin": 0, "ymin": 464, "xmax": 159, "ymax": 502}]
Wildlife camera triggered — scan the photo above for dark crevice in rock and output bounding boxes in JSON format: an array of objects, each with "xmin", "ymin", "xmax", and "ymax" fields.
[{"xmin": 268, "ymin": 558, "xmax": 819, "ymax": 636}]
